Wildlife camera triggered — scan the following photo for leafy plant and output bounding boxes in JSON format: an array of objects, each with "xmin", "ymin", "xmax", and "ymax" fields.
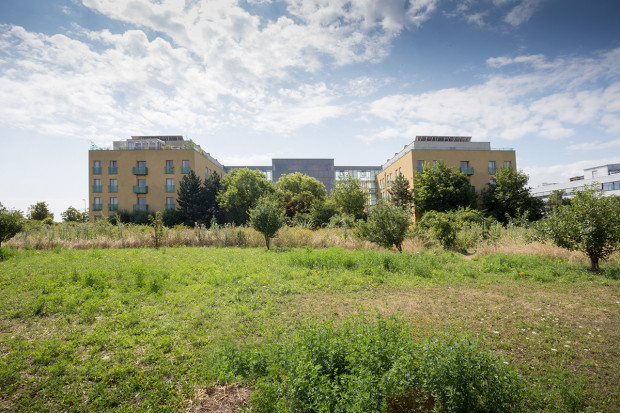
[
  {"xmin": 0, "ymin": 204, "xmax": 24, "ymax": 247},
  {"xmin": 357, "ymin": 201, "xmax": 411, "ymax": 252},
  {"xmin": 249, "ymin": 195, "xmax": 285, "ymax": 250}
]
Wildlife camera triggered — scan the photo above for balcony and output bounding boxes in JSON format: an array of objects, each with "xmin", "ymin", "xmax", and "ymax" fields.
[
  {"xmin": 92, "ymin": 166, "xmax": 102, "ymax": 174},
  {"xmin": 181, "ymin": 166, "xmax": 191, "ymax": 174},
  {"xmin": 133, "ymin": 185, "xmax": 148, "ymax": 194},
  {"xmin": 133, "ymin": 204, "xmax": 149, "ymax": 212},
  {"xmin": 93, "ymin": 204, "xmax": 103, "ymax": 211},
  {"xmin": 108, "ymin": 166, "xmax": 118, "ymax": 174},
  {"xmin": 133, "ymin": 166, "xmax": 148, "ymax": 175},
  {"xmin": 165, "ymin": 204, "xmax": 175, "ymax": 211},
  {"xmin": 165, "ymin": 166, "xmax": 175, "ymax": 174},
  {"xmin": 460, "ymin": 167, "xmax": 474, "ymax": 175},
  {"xmin": 108, "ymin": 204, "xmax": 118, "ymax": 211},
  {"xmin": 92, "ymin": 185, "xmax": 102, "ymax": 193},
  {"xmin": 165, "ymin": 185, "xmax": 175, "ymax": 193},
  {"xmin": 488, "ymin": 167, "xmax": 497, "ymax": 175},
  {"xmin": 108, "ymin": 185, "xmax": 118, "ymax": 193}
]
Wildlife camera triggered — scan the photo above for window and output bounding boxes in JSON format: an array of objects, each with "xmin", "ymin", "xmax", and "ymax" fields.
[
  {"xmin": 108, "ymin": 160, "xmax": 118, "ymax": 174},
  {"xmin": 93, "ymin": 160, "xmax": 102, "ymax": 174},
  {"xmin": 433, "ymin": 160, "xmax": 439, "ymax": 167},
  {"xmin": 134, "ymin": 179, "xmax": 147, "ymax": 194},
  {"xmin": 135, "ymin": 197, "xmax": 147, "ymax": 212},
  {"xmin": 490, "ymin": 178, "xmax": 496, "ymax": 185},
  {"xmin": 460, "ymin": 161, "xmax": 473, "ymax": 175},
  {"xmin": 137, "ymin": 197, "xmax": 146, "ymax": 205},
  {"xmin": 166, "ymin": 197, "xmax": 175, "ymax": 210},
  {"xmin": 110, "ymin": 160, "xmax": 117, "ymax": 167},
  {"xmin": 592, "ymin": 170, "xmax": 598, "ymax": 178},
  {"xmin": 603, "ymin": 182, "xmax": 613, "ymax": 191},
  {"xmin": 109, "ymin": 179, "xmax": 117, "ymax": 192},
  {"xmin": 460, "ymin": 161, "xmax": 469, "ymax": 168},
  {"xmin": 109, "ymin": 197, "xmax": 118, "ymax": 211},
  {"xmin": 504, "ymin": 161, "xmax": 512, "ymax": 169},
  {"xmin": 488, "ymin": 161, "xmax": 496, "ymax": 175},
  {"xmin": 93, "ymin": 179, "xmax": 102, "ymax": 193},
  {"xmin": 182, "ymin": 160, "xmax": 190, "ymax": 173},
  {"xmin": 166, "ymin": 160, "xmax": 173, "ymax": 167},
  {"xmin": 165, "ymin": 160, "xmax": 174, "ymax": 174},
  {"xmin": 93, "ymin": 197, "xmax": 102, "ymax": 211},
  {"xmin": 137, "ymin": 161, "xmax": 146, "ymax": 168},
  {"xmin": 166, "ymin": 178, "xmax": 174, "ymax": 192},
  {"xmin": 133, "ymin": 161, "xmax": 147, "ymax": 175}
]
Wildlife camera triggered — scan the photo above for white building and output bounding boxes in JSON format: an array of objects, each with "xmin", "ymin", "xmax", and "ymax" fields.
[{"xmin": 531, "ymin": 164, "xmax": 620, "ymax": 199}]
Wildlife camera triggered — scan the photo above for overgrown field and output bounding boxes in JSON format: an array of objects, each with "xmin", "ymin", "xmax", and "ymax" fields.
[{"xmin": 0, "ymin": 247, "xmax": 618, "ymax": 411}]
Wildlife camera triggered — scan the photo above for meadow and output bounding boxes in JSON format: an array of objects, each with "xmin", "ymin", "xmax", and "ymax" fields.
[{"xmin": 0, "ymin": 241, "xmax": 619, "ymax": 412}]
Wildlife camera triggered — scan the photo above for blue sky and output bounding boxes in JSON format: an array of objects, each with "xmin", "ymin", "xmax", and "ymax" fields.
[{"xmin": 1, "ymin": 0, "xmax": 619, "ymax": 219}]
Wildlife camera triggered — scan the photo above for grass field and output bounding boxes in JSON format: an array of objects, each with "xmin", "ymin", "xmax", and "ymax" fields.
[{"xmin": 0, "ymin": 246, "xmax": 619, "ymax": 411}]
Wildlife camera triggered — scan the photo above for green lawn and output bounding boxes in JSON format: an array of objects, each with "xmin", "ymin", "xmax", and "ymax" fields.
[{"xmin": 0, "ymin": 247, "xmax": 618, "ymax": 411}]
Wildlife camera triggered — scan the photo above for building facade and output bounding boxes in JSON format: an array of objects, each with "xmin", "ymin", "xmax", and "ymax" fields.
[
  {"xmin": 530, "ymin": 164, "xmax": 620, "ymax": 199},
  {"xmin": 88, "ymin": 136, "xmax": 225, "ymax": 220},
  {"xmin": 376, "ymin": 136, "xmax": 517, "ymax": 206}
]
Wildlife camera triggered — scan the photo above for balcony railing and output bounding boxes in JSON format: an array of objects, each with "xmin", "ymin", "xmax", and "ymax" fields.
[
  {"xmin": 92, "ymin": 185, "xmax": 102, "ymax": 193},
  {"xmin": 133, "ymin": 204, "xmax": 148, "ymax": 212},
  {"xmin": 108, "ymin": 185, "xmax": 118, "ymax": 193},
  {"xmin": 93, "ymin": 204, "xmax": 103, "ymax": 211},
  {"xmin": 108, "ymin": 166, "xmax": 118, "ymax": 174},
  {"xmin": 165, "ymin": 166, "xmax": 175, "ymax": 174},
  {"xmin": 181, "ymin": 166, "xmax": 191, "ymax": 174},
  {"xmin": 108, "ymin": 204, "xmax": 118, "ymax": 211},
  {"xmin": 92, "ymin": 166, "xmax": 102, "ymax": 174},
  {"xmin": 460, "ymin": 167, "xmax": 474, "ymax": 175},
  {"xmin": 488, "ymin": 167, "xmax": 497, "ymax": 175},
  {"xmin": 165, "ymin": 185, "xmax": 175, "ymax": 193},
  {"xmin": 133, "ymin": 185, "xmax": 148, "ymax": 194},
  {"xmin": 133, "ymin": 166, "xmax": 148, "ymax": 175},
  {"xmin": 165, "ymin": 204, "xmax": 175, "ymax": 211}
]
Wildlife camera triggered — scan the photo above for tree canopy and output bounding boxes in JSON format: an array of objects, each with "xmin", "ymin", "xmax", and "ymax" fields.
[
  {"xmin": 539, "ymin": 187, "xmax": 620, "ymax": 272},
  {"xmin": 249, "ymin": 195, "xmax": 285, "ymax": 250},
  {"xmin": 356, "ymin": 201, "xmax": 411, "ymax": 252},
  {"xmin": 276, "ymin": 172, "xmax": 326, "ymax": 218},
  {"xmin": 413, "ymin": 161, "xmax": 476, "ymax": 215},
  {"xmin": 331, "ymin": 173, "xmax": 366, "ymax": 218},
  {"xmin": 61, "ymin": 206, "xmax": 86, "ymax": 222},
  {"xmin": 176, "ymin": 170, "xmax": 207, "ymax": 227},
  {"xmin": 218, "ymin": 168, "xmax": 275, "ymax": 225},
  {"xmin": 0, "ymin": 204, "xmax": 24, "ymax": 247},
  {"xmin": 28, "ymin": 201, "xmax": 53, "ymax": 221},
  {"xmin": 482, "ymin": 167, "xmax": 543, "ymax": 224},
  {"xmin": 388, "ymin": 173, "xmax": 414, "ymax": 210}
]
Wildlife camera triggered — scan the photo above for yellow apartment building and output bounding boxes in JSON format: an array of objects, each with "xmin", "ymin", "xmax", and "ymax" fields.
[
  {"xmin": 88, "ymin": 136, "xmax": 225, "ymax": 221},
  {"xmin": 376, "ymin": 136, "xmax": 516, "ymax": 209}
]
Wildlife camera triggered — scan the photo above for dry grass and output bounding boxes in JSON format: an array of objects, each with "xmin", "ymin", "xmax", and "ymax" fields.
[{"xmin": 187, "ymin": 384, "xmax": 251, "ymax": 413}]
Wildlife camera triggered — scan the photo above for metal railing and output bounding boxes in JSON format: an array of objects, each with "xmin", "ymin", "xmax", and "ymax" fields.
[
  {"xmin": 108, "ymin": 204, "xmax": 118, "ymax": 211},
  {"xmin": 108, "ymin": 185, "xmax": 118, "ymax": 193},
  {"xmin": 165, "ymin": 185, "xmax": 175, "ymax": 193},
  {"xmin": 132, "ymin": 166, "xmax": 148, "ymax": 175},
  {"xmin": 460, "ymin": 167, "xmax": 474, "ymax": 175},
  {"xmin": 488, "ymin": 167, "xmax": 497, "ymax": 175},
  {"xmin": 133, "ymin": 185, "xmax": 148, "ymax": 194},
  {"xmin": 133, "ymin": 204, "xmax": 148, "ymax": 212},
  {"xmin": 92, "ymin": 185, "xmax": 102, "ymax": 193},
  {"xmin": 181, "ymin": 166, "xmax": 191, "ymax": 174},
  {"xmin": 92, "ymin": 166, "xmax": 102, "ymax": 174},
  {"xmin": 108, "ymin": 166, "xmax": 118, "ymax": 174},
  {"xmin": 165, "ymin": 166, "xmax": 175, "ymax": 174},
  {"xmin": 93, "ymin": 204, "xmax": 103, "ymax": 211}
]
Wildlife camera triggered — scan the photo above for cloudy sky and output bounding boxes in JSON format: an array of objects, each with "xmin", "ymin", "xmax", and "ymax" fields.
[{"xmin": 1, "ymin": 0, "xmax": 619, "ymax": 218}]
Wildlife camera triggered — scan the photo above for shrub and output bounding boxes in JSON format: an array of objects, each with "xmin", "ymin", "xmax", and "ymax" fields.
[
  {"xmin": 0, "ymin": 205, "xmax": 24, "ymax": 247},
  {"xmin": 249, "ymin": 195, "xmax": 285, "ymax": 250},
  {"xmin": 357, "ymin": 201, "xmax": 411, "ymax": 252}
]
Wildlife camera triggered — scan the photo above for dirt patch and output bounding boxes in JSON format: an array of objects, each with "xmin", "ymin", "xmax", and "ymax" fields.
[{"xmin": 187, "ymin": 384, "xmax": 251, "ymax": 413}]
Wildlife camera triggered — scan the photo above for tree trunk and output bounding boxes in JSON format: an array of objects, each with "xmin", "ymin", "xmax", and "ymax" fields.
[
  {"xmin": 589, "ymin": 255, "xmax": 599, "ymax": 272},
  {"xmin": 397, "ymin": 243, "xmax": 402, "ymax": 253},
  {"xmin": 265, "ymin": 235, "xmax": 270, "ymax": 250}
]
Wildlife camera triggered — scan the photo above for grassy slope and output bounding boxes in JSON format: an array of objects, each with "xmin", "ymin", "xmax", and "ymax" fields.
[{"xmin": 0, "ymin": 247, "xmax": 618, "ymax": 412}]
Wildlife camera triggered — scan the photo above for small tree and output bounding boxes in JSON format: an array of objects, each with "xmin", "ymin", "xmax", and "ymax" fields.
[
  {"xmin": 177, "ymin": 170, "xmax": 207, "ymax": 227},
  {"xmin": 249, "ymin": 195, "xmax": 285, "ymax": 250},
  {"xmin": 332, "ymin": 173, "xmax": 366, "ymax": 218},
  {"xmin": 0, "ymin": 205, "xmax": 24, "ymax": 247},
  {"xmin": 413, "ymin": 161, "xmax": 476, "ymax": 214},
  {"xmin": 28, "ymin": 201, "xmax": 53, "ymax": 221},
  {"xmin": 218, "ymin": 169, "xmax": 276, "ymax": 226},
  {"xmin": 149, "ymin": 211, "xmax": 165, "ymax": 249},
  {"xmin": 545, "ymin": 189, "xmax": 570, "ymax": 214},
  {"xmin": 357, "ymin": 202, "xmax": 411, "ymax": 252},
  {"xmin": 482, "ymin": 167, "xmax": 544, "ymax": 224},
  {"xmin": 540, "ymin": 187, "xmax": 620, "ymax": 272},
  {"xmin": 389, "ymin": 173, "xmax": 414, "ymax": 210},
  {"xmin": 61, "ymin": 206, "xmax": 84, "ymax": 222},
  {"xmin": 277, "ymin": 172, "xmax": 327, "ymax": 218}
]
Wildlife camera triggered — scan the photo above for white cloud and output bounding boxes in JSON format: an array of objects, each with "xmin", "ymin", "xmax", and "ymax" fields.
[
  {"xmin": 504, "ymin": 0, "xmax": 542, "ymax": 27},
  {"xmin": 364, "ymin": 48, "xmax": 620, "ymax": 142},
  {"xmin": 567, "ymin": 139, "xmax": 620, "ymax": 151},
  {"xmin": 525, "ymin": 156, "xmax": 620, "ymax": 188}
]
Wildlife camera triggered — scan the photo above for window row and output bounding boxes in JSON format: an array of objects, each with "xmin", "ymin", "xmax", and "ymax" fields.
[
  {"xmin": 92, "ymin": 197, "xmax": 176, "ymax": 212},
  {"xmin": 92, "ymin": 160, "xmax": 191, "ymax": 175},
  {"xmin": 92, "ymin": 178, "xmax": 178, "ymax": 193}
]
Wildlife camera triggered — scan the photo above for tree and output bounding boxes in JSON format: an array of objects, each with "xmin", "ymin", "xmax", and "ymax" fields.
[
  {"xmin": 0, "ymin": 204, "xmax": 24, "ymax": 247},
  {"xmin": 413, "ymin": 161, "xmax": 476, "ymax": 215},
  {"xmin": 249, "ymin": 195, "xmax": 285, "ymax": 250},
  {"xmin": 61, "ymin": 206, "xmax": 85, "ymax": 222},
  {"xmin": 331, "ymin": 173, "xmax": 366, "ymax": 218},
  {"xmin": 310, "ymin": 199, "xmax": 339, "ymax": 229},
  {"xmin": 276, "ymin": 172, "xmax": 327, "ymax": 218},
  {"xmin": 218, "ymin": 169, "xmax": 275, "ymax": 226},
  {"xmin": 356, "ymin": 201, "xmax": 411, "ymax": 252},
  {"xmin": 388, "ymin": 173, "xmax": 414, "ymax": 210},
  {"xmin": 28, "ymin": 201, "xmax": 53, "ymax": 221},
  {"xmin": 177, "ymin": 170, "xmax": 207, "ymax": 227},
  {"xmin": 204, "ymin": 171, "xmax": 224, "ymax": 226},
  {"xmin": 482, "ymin": 167, "xmax": 544, "ymax": 224},
  {"xmin": 545, "ymin": 189, "xmax": 570, "ymax": 214},
  {"xmin": 540, "ymin": 186, "xmax": 620, "ymax": 272}
]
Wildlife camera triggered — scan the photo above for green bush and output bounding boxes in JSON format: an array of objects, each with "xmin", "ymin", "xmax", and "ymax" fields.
[{"xmin": 216, "ymin": 316, "xmax": 529, "ymax": 412}]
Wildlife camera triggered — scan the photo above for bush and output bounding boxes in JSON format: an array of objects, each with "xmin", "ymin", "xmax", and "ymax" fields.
[
  {"xmin": 249, "ymin": 195, "xmax": 285, "ymax": 250},
  {"xmin": 417, "ymin": 210, "xmax": 460, "ymax": 249},
  {"xmin": 215, "ymin": 316, "xmax": 529, "ymax": 413},
  {"xmin": 356, "ymin": 202, "xmax": 411, "ymax": 252}
]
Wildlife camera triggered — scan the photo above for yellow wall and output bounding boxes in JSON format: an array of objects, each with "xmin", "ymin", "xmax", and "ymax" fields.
[
  {"xmin": 376, "ymin": 149, "xmax": 517, "ymax": 203},
  {"xmin": 88, "ymin": 149, "xmax": 225, "ymax": 220}
]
